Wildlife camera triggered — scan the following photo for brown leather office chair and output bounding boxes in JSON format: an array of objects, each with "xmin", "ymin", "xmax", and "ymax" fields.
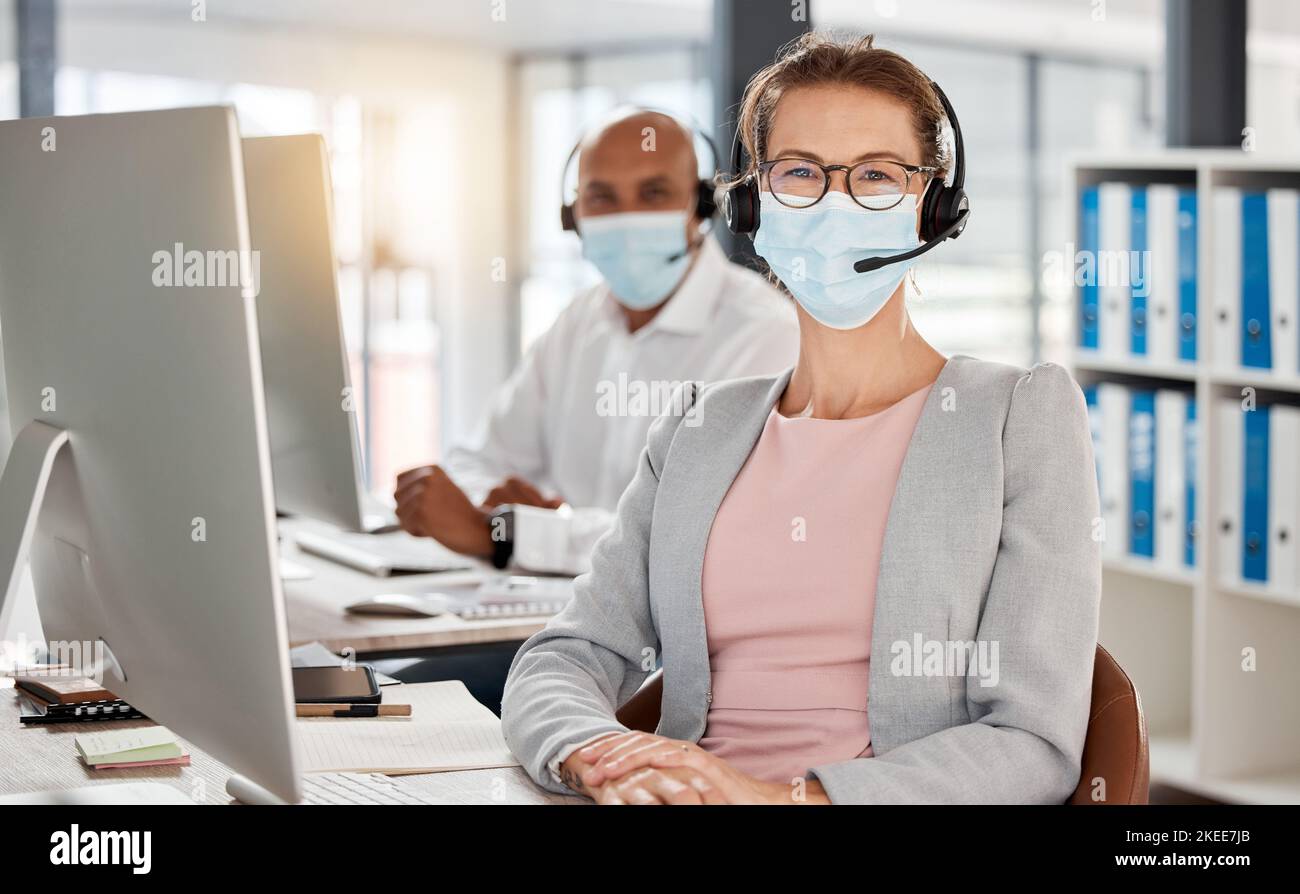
[
  {"xmin": 615, "ymin": 642, "xmax": 1149, "ymax": 804},
  {"xmin": 1069, "ymin": 643, "xmax": 1149, "ymax": 804}
]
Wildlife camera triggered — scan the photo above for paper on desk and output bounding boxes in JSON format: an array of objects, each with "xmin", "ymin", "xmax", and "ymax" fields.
[
  {"xmin": 75, "ymin": 726, "xmax": 183, "ymax": 765},
  {"xmin": 295, "ymin": 680, "xmax": 519, "ymax": 775},
  {"xmin": 373, "ymin": 680, "xmax": 504, "ymax": 720}
]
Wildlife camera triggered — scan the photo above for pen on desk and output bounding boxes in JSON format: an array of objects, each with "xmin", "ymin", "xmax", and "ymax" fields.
[{"xmin": 295, "ymin": 703, "xmax": 412, "ymax": 718}]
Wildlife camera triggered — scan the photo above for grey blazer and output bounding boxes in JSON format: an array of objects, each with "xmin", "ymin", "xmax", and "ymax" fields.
[{"xmin": 501, "ymin": 355, "xmax": 1102, "ymax": 804}]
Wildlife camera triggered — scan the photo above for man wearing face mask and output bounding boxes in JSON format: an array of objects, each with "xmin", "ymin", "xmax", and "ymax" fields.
[{"xmin": 394, "ymin": 108, "xmax": 798, "ymax": 574}]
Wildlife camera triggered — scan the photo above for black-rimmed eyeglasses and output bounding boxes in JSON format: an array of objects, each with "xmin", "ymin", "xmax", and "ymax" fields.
[{"xmin": 758, "ymin": 157, "xmax": 937, "ymax": 210}]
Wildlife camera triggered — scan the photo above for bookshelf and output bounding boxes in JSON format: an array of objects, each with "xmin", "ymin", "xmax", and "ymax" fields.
[{"xmin": 1071, "ymin": 150, "xmax": 1300, "ymax": 804}]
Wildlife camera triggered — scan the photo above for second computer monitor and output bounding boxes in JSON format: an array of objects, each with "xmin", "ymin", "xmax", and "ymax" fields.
[{"xmin": 243, "ymin": 134, "xmax": 374, "ymax": 532}]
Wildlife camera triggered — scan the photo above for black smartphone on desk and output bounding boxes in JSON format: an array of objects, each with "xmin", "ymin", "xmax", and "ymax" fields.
[{"xmin": 291, "ymin": 665, "xmax": 381, "ymax": 704}]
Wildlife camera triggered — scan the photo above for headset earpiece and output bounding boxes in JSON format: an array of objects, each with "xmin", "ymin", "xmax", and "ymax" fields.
[
  {"xmin": 935, "ymin": 184, "xmax": 969, "ymax": 239},
  {"xmin": 723, "ymin": 175, "xmax": 759, "ymax": 235},
  {"xmin": 560, "ymin": 203, "xmax": 577, "ymax": 232},
  {"xmin": 916, "ymin": 80, "xmax": 970, "ymax": 244},
  {"xmin": 918, "ymin": 164, "xmax": 968, "ymax": 241}
]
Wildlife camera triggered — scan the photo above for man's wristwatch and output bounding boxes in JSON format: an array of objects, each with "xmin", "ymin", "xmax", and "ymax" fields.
[{"xmin": 487, "ymin": 506, "xmax": 514, "ymax": 570}]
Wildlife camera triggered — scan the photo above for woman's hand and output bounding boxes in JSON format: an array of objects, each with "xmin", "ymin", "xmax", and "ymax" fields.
[
  {"xmin": 560, "ymin": 733, "xmax": 725, "ymax": 804},
  {"xmin": 573, "ymin": 731, "xmax": 830, "ymax": 804},
  {"xmin": 591, "ymin": 766, "xmax": 729, "ymax": 805}
]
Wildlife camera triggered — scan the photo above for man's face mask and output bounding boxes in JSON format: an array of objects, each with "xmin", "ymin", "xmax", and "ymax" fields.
[
  {"xmin": 752, "ymin": 190, "xmax": 921, "ymax": 330},
  {"xmin": 580, "ymin": 210, "xmax": 692, "ymax": 310}
]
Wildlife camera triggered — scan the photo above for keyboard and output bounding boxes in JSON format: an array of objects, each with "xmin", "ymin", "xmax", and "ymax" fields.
[
  {"xmin": 299, "ymin": 773, "xmax": 446, "ymax": 805},
  {"xmin": 441, "ymin": 574, "xmax": 575, "ymax": 619},
  {"xmin": 294, "ymin": 529, "xmax": 475, "ymax": 576},
  {"xmin": 226, "ymin": 771, "xmax": 446, "ymax": 805}
]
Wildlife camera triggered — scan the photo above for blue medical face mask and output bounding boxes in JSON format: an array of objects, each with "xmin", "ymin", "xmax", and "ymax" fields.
[
  {"xmin": 580, "ymin": 210, "xmax": 693, "ymax": 310},
  {"xmin": 752, "ymin": 190, "xmax": 921, "ymax": 330}
]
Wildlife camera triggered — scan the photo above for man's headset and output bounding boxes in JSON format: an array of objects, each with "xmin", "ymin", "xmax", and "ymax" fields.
[
  {"xmin": 559, "ymin": 107, "xmax": 721, "ymax": 233},
  {"xmin": 722, "ymin": 80, "xmax": 970, "ymax": 274}
]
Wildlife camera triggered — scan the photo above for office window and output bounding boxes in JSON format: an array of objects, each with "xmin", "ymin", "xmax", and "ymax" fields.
[
  {"xmin": 40, "ymin": 68, "xmax": 444, "ymax": 496},
  {"xmin": 0, "ymin": 7, "xmax": 13, "ymax": 454},
  {"xmin": 0, "ymin": 0, "xmax": 15, "ymax": 120},
  {"xmin": 0, "ymin": 63, "xmax": 14, "ymax": 120}
]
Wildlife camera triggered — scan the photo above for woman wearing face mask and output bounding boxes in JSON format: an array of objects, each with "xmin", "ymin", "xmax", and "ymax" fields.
[{"xmin": 501, "ymin": 32, "xmax": 1101, "ymax": 805}]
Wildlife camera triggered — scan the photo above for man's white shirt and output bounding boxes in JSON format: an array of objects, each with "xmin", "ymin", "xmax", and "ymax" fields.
[{"xmin": 443, "ymin": 237, "xmax": 799, "ymax": 573}]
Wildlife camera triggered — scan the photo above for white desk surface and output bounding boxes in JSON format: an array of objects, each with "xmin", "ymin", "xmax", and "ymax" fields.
[
  {"xmin": 0, "ymin": 520, "xmax": 574, "ymax": 803},
  {"xmin": 278, "ymin": 518, "xmax": 550, "ymax": 655},
  {"xmin": 0, "ymin": 678, "xmax": 580, "ymax": 805}
]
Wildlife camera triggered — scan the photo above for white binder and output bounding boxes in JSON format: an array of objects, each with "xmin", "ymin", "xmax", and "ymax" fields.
[
  {"xmin": 1268, "ymin": 404, "xmax": 1300, "ymax": 592},
  {"xmin": 1146, "ymin": 185, "xmax": 1181, "ymax": 365},
  {"xmin": 1098, "ymin": 183, "xmax": 1132, "ymax": 359},
  {"xmin": 1154, "ymin": 390, "xmax": 1187, "ymax": 570},
  {"xmin": 1211, "ymin": 187, "xmax": 1241, "ymax": 371},
  {"xmin": 1267, "ymin": 188, "xmax": 1299, "ymax": 378},
  {"xmin": 1098, "ymin": 383, "xmax": 1130, "ymax": 557},
  {"xmin": 1215, "ymin": 397, "xmax": 1244, "ymax": 585}
]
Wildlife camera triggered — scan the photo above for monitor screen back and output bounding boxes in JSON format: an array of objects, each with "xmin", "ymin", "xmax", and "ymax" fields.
[{"xmin": 244, "ymin": 134, "xmax": 366, "ymax": 532}]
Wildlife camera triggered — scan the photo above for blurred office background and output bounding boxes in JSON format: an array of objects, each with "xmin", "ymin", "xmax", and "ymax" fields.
[
  {"xmin": 3, "ymin": 0, "xmax": 1300, "ymax": 803},
  {"xmin": 1, "ymin": 0, "xmax": 1297, "ymax": 490}
]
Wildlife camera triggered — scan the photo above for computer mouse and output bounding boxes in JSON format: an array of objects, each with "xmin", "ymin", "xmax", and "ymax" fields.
[{"xmin": 344, "ymin": 593, "xmax": 451, "ymax": 618}]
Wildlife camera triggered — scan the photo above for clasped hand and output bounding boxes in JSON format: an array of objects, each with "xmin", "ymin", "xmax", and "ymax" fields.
[{"xmin": 561, "ymin": 732, "xmax": 828, "ymax": 805}]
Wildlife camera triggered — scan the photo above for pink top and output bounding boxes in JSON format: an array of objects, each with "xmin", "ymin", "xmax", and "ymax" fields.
[{"xmin": 698, "ymin": 384, "xmax": 932, "ymax": 784}]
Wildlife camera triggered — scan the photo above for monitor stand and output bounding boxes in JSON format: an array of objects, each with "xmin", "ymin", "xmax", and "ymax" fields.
[
  {"xmin": 0, "ymin": 421, "xmax": 198, "ymax": 807},
  {"xmin": 0, "ymin": 421, "xmax": 70, "ymax": 635},
  {"xmin": 225, "ymin": 772, "xmax": 293, "ymax": 805}
]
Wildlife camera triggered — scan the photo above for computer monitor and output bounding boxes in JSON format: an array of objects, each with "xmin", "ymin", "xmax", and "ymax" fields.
[
  {"xmin": 242, "ymin": 134, "xmax": 383, "ymax": 533},
  {"xmin": 0, "ymin": 106, "xmax": 302, "ymax": 803}
]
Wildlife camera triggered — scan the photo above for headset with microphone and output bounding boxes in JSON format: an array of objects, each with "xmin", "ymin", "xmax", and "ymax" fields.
[
  {"xmin": 559, "ymin": 107, "xmax": 721, "ymax": 234},
  {"xmin": 722, "ymin": 79, "xmax": 970, "ymax": 273}
]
